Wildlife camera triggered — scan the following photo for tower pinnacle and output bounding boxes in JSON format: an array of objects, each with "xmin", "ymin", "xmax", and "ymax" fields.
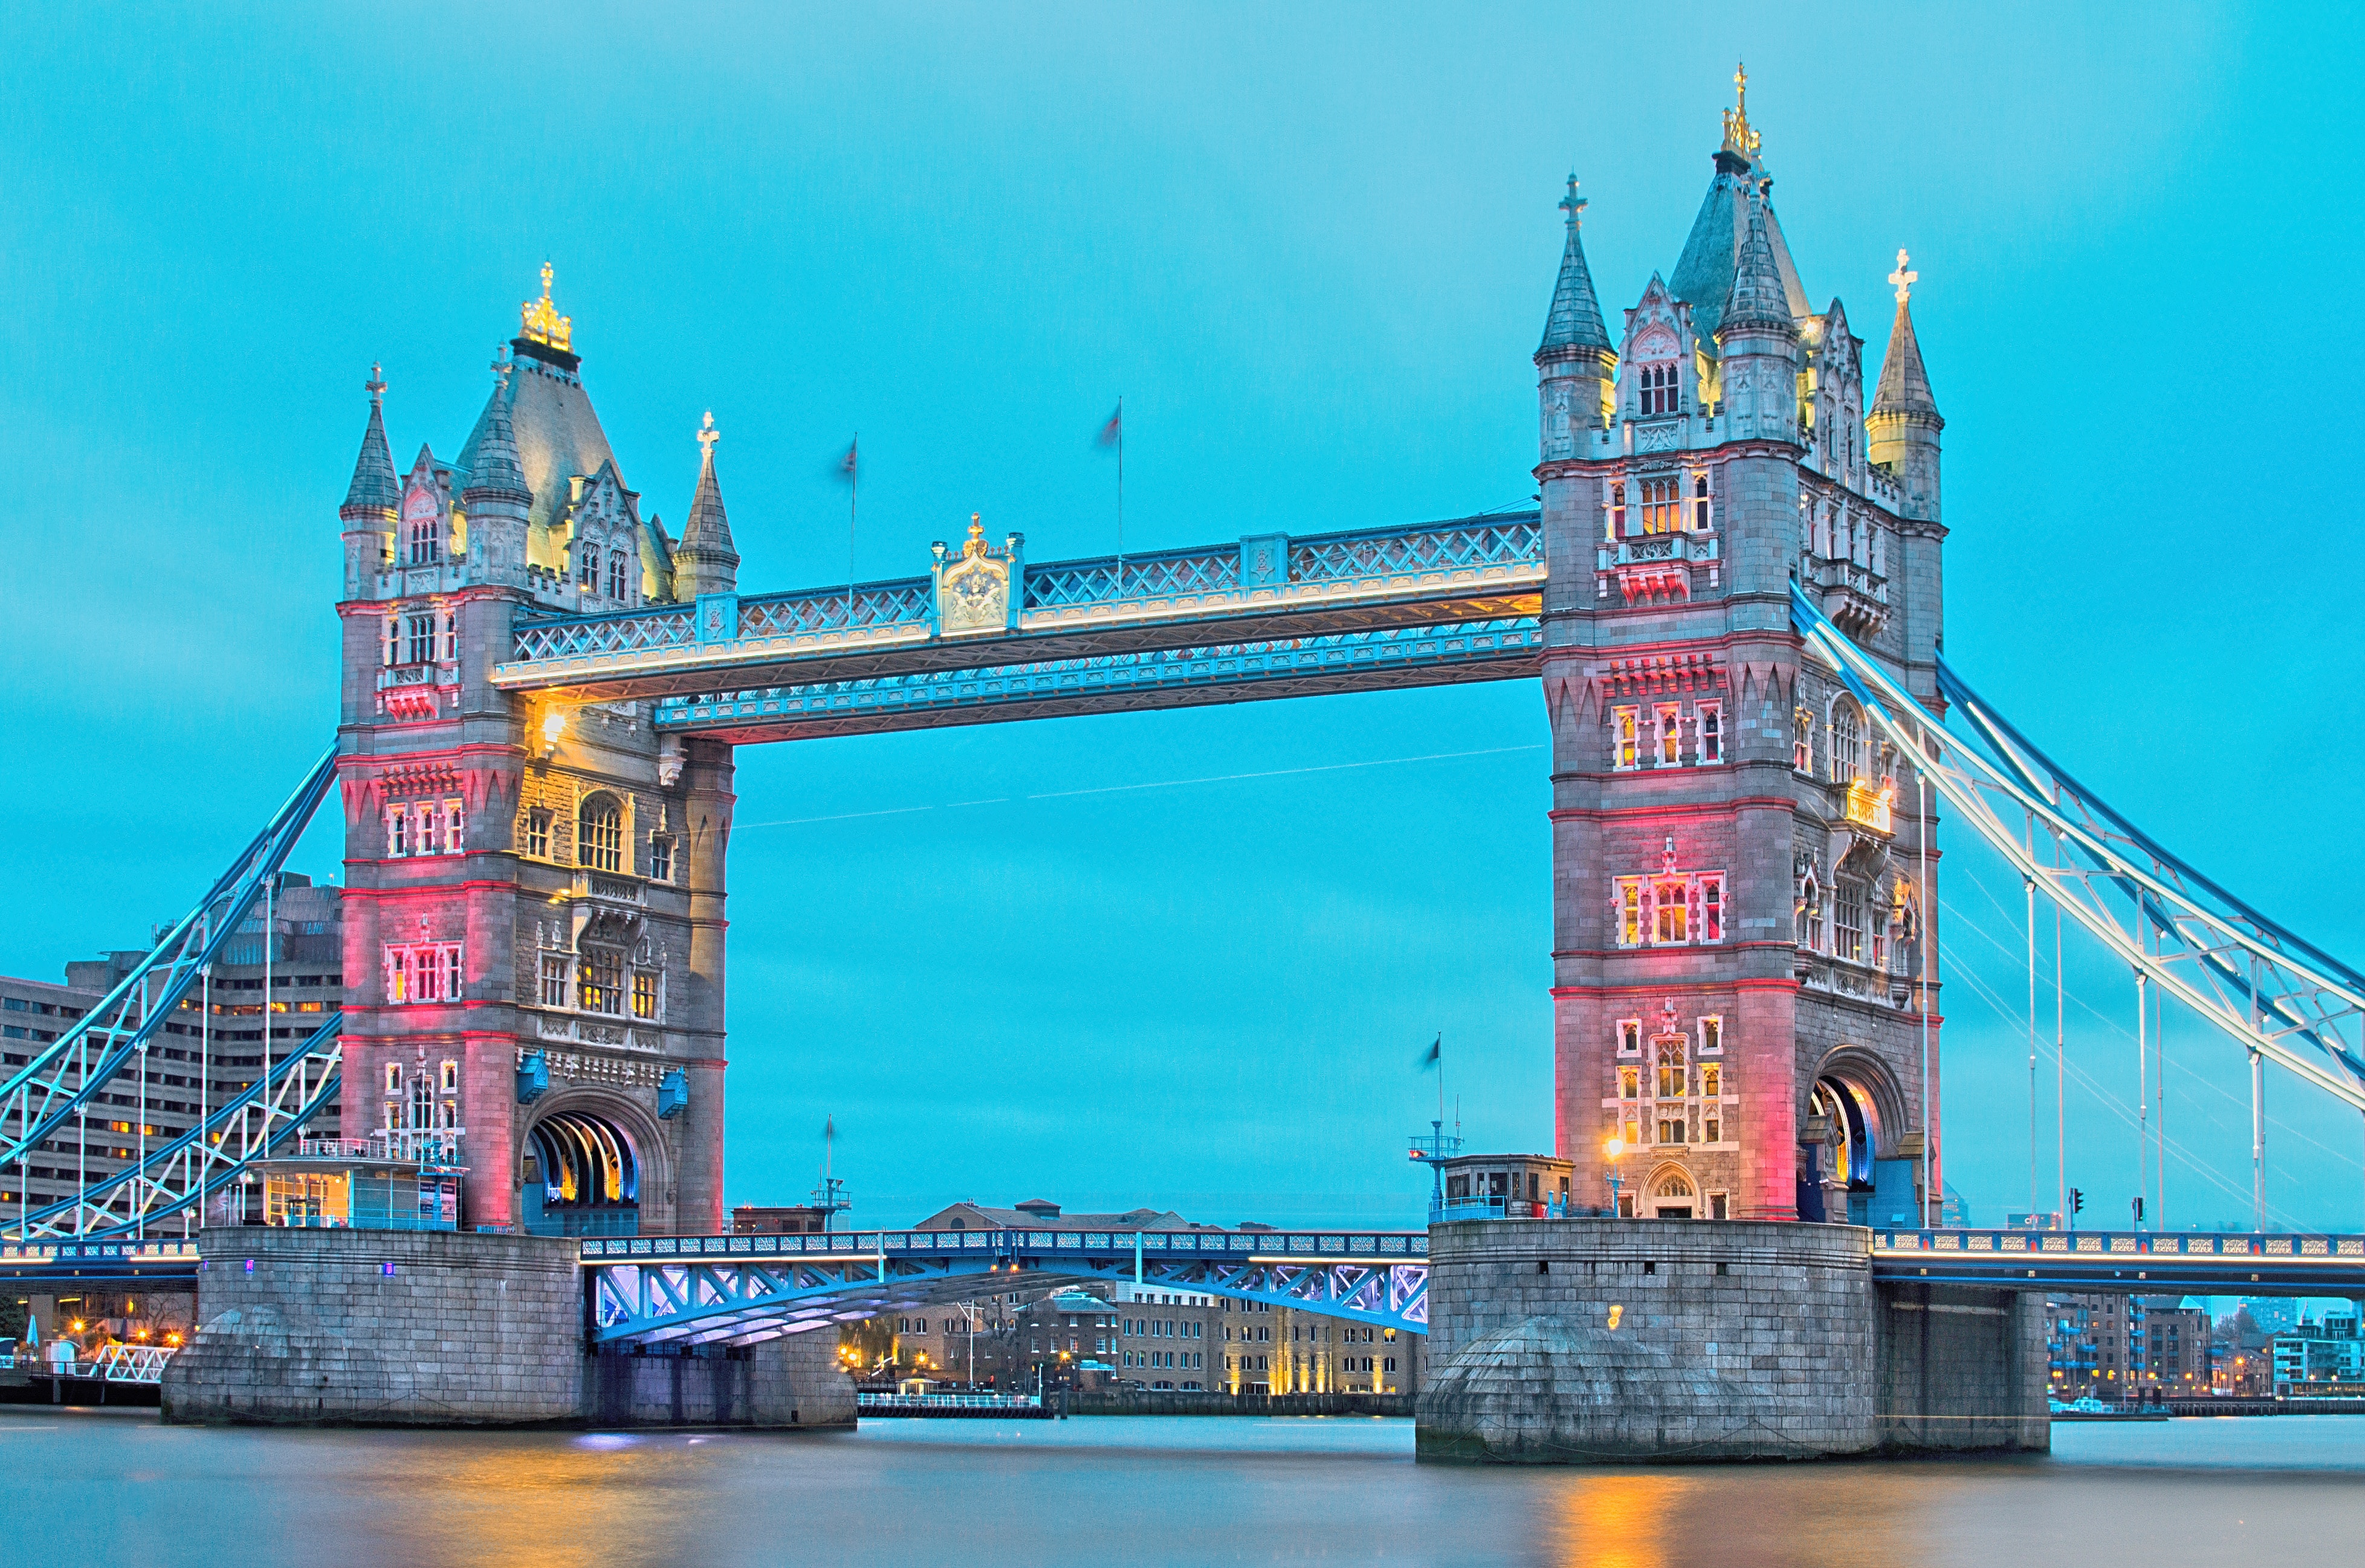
[
  {"xmin": 1721, "ymin": 60, "xmax": 1761, "ymax": 164},
  {"xmin": 675, "ymin": 410, "xmax": 740, "ymax": 598},
  {"xmin": 1537, "ymin": 173, "xmax": 1613, "ymax": 357},
  {"xmin": 339, "ymin": 363, "xmax": 400, "ymax": 521},
  {"xmin": 460, "ymin": 348, "xmax": 531, "ymax": 507},
  {"xmin": 1888, "ymin": 248, "xmax": 1918, "ymax": 304},
  {"xmin": 520, "ymin": 262, "xmax": 571, "ymax": 353}
]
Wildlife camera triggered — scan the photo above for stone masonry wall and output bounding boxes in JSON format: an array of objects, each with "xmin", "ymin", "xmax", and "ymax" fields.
[
  {"xmin": 583, "ymin": 1334, "xmax": 855, "ymax": 1428},
  {"xmin": 1875, "ymin": 1281, "xmax": 2051, "ymax": 1452},
  {"xmin": 163, "ymin": 1228, "xmax": 583, "ymax": 1425}
]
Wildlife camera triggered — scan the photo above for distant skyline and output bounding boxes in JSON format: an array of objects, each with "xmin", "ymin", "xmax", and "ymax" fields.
[{"xmin": 2, "ymin": 2, "xmax": 2358, "ymax": 1229}]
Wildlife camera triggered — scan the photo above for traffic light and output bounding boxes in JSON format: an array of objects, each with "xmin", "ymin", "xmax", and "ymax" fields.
[{"xmin": 2070, "ymin": 1188, "xmax": 2085, "ymax": 1229}]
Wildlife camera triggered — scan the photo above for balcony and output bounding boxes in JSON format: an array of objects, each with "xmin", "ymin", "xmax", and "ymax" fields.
[
  {"xmin": 1597, "ymin": 532, "xmax": 1719, "ymax": 606},
  {"xmin": 377, "ymin": 661, "xmax": 459, "ymax": 721},
  {"xmin": 1804, "ymin": 555, "xmax": 1889, "ymax": 637},
  {"xmin": 571, "ymin": 869, "xmax": 645, "ymax": 908}
]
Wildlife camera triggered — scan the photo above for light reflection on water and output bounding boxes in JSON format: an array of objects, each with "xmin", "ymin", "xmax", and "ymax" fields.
[{"xmin": 9, "ymin": 1411, "xmax": 2361, "ymax": 1567}]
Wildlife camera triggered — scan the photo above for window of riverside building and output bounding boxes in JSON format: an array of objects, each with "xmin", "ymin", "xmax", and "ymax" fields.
[
  {"xmin": 578, "ymin": 798, "xmax": 623, "ymax": 872},
  {"xmin": 647, "ymin": 834, "xmax": 673, "ymax": 883},
  {"xmin": 1690, "ymin": 470, "xmax": 1712, "ymax": 531},
  {"xmin": 525, "ymin": 810, "xmax": 551, "ymax": 859},
  {"xmin": 577, "ymin": 949, "xmax": 624, "ymax": 1015},
  {"xmin": 1613, "ymin": 706, "xmax": 1640, "ymax": 770},
  {"xmin": 539, "ymin": 954, "xmax": 569, "ymax": 1007},
  {"xmin": 1641, "ymin": 475, "xmax": 1683, "ymax": 533},
  {"xmin": 1698, "ymin": 702, "xmax": 1723, "ymax": 764},
  {"xmin": 1655, "ymin": 704, "xmax": 1681, "ymax": 765},
  {"xmin": 1639, "ymin": 362, "xmax": 1678, "ymax": 417},
  {"xmin": 406, "ymin": 613, "xmax": 435, "ymax": 665},
  {"xmin": 630, "ymin": 972, "xmax": 657, "ymax": 1021}
]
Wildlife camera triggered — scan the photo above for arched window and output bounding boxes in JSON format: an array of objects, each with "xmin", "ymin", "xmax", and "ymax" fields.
[
  {"xmin": 408, "ymin": 512, "xmax": 440, "ymax": 566},
  {"xmin": 578, "ymin": 541, "xmax": 599, "ymax": 590},
  {"xmin": 607, "ymin": 550, "xmax": 629, "ymax": 599},
  {"xmin": 1831, "ymin": 701, "xmax": 1864, "ymax": 784},
  {"xmin": 578, "ymin": 796, "xmax": 623, "ymax": 872},
  {"xmin": 1639, "ymin": 362, "xmax": 1679, "ymax": 416}
]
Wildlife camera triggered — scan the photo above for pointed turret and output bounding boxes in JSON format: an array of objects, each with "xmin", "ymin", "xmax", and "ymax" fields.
[
  {"xmin": 1721, "ymin": 191, "xmax": 1795, "ymax": 337},
  {"xmin": 1714, "ymin": 191, "xmax": 1801, "ymax": 443},
  {"xmin": 459, "ymin": 354, "xmax": 531, "ymax": 508},
  {"xmin": 340, "ymin": 364, "xmax": 400, "ymax": 523},
  {"xmin": 673, "ymin": 411, "xmax": 740, "ymax": 598},
  {"xmin": 1868, "ymin": 249, "xmax": 1943, "ymax": 522},
  {"xmin": 1535, "ymin": 175, "xmax": 1617, "ymax": 466},
  {"xmin": 1539, "ymin": 174, "xmax": 1612, "ymax": 356}
]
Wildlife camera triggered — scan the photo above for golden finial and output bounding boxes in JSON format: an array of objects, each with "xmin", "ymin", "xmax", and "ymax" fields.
[
  {"xmin": 520, "ymin": 261, "xmax": 572, "ymax": 352},
  {"xmin": 963, "ymin": 512, "xmax": 990, "ymax": 557},
  {"xmin": 366, "ymin": 363, "xmax": 386, "ymax": 406},
  {"xmin": 1559, "ymin": 172, "xmax": 1586, "ymax": 228},
  {"xmin": 1889, "ymin": 248, "xmax": 1918, "ymax": 304},
  {"xmin": 697, "ymin": 410, "xmax": 719, "ymax": 458},
  {"xmin": 1721, "ymin": 60, "xmax": 1761, "ymax": 161}
]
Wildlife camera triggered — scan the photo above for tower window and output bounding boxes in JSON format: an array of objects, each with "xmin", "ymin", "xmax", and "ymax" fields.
[
  {"xmin": 607, "ymin": 551, "xmax": 629, "ymax": 599},
  {"xmin": 1641, "ymin": 476, "xmax": 1683, "ymax": 534},
  {"xmin": 408, "ymin": 512, "xmax": 439, "ymax": 566},
  {"xmin": 539, "ymin": 953, "xmax": 569, "ymax": 1008},
  {"xmin": 1619, "ymin": 882, "xmax": 1642, "ymax": 946},
  {"xmin": 1618, "ymin": 1019, "xmax": 1643, "ymax": 1056},
  {"xmin": 1835, "ymin": 879, "xmax": 1867, "ymax": 963},
  {"xmin": 1691, "ymin": 471, "xmax": 1712, "ymax": 531},
  {"xmin": 1793, "ymin": 708, "xmax": 1814, "ymax": 773},
  {"xmin": 1613, "ymin": 707, "xmax": 1640, "ymax": 770},
  {"xmin": 577, "ymin": 544, "xmax": 598, "ymax": 590},
  {"xmin": 1698, "ymin": 1016, "xmax": 1722, "ymax": 1056},
  {"xmin": 579, "ymin": 798, "xmax": 623, "ymax": 873},
  {"xmin": 1639, "ymin": 362, "xmax": 1679, "ymax": 416},
  {"xmin": 630, "ymin": 972, "xmax": 658, "ymax": 1021},
  {"xmin": 1652, "ymin": 879, "xmax": 1689, "ymax": 944},
  {"xmin": 525, "ymin": 810, "xmax": 551, "ymax": 859},
  {"xmin": 648, "ymin": 835, "xmax": 674, "ymax": 883},
  {"xmin": 405, "ymin": 614, "xmax": 435, "ymax": 666},
  {"xmin": 577, "ymin": 949, "xmax": 624, "ymax": 1015},
  {"xmin": 1606, "ymin": 480, "xmax": 1626, "ymax": 540},
  {"xmin": 1832, "ymin": 702, "xmax": 1865, "ymax": 785},
  {"xmin": 1698, "ymin": 702, "xmax": 1723, "ymax": 764},
  {"xmin": 1703, "ymin": 877, "xmax": 1724, "ymax": 941},
  {"xmin": 1655, "ymin": 704, "xmax": 1681, "ymax": 766}
]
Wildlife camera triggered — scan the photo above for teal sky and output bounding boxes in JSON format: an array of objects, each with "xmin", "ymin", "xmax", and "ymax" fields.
[{"xmin": 2, "ymin": 2, "xmax": 2358, "ymax": 1230}]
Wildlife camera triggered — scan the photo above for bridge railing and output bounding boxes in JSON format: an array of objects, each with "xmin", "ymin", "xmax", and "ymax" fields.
[
  {"xmin": 581, "ymin": 1228, "xmax": 1428, "ymax": 1262},
  {"xmin": 1874, "ymin": 1228, "xmax": 2365, "ymax": 1259}
]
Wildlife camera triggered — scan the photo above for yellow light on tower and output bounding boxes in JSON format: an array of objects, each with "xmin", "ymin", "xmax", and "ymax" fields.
[{"xmin": 542, "ymin": 709, "xmax": 566, "ymax": 757}]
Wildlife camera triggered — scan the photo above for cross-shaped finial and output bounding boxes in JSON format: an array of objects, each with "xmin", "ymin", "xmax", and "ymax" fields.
[
  {"xmin": 1889, "ymin": 248, "xmax": 1918, "ymax": 304},
  {"xmin": 697, "ymin": 410, "xmax": 719, "ymax": 456},
  {"xmin": 1560, "ymin": 172, "xmax": 1587, "ymax": 228},
  {"xmin": 366, "ymin": 363, "xmax": 386, "ymax": 405},
  {"xmin": 491, "ymin": 345, "xmax": 512, "ymax": 386},
  {"xmin": 1734, "ymin": 60, "xmax": 1747, "ymax": 115},
  {"xmin": 540, "ymin": 260, "xmax": 555, "ymax": 300}
]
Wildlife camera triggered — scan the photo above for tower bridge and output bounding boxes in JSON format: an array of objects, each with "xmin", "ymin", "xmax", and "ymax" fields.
[{"xmin": 5, "ymin": 80, "xmax": 2363, "ymax": 1448}]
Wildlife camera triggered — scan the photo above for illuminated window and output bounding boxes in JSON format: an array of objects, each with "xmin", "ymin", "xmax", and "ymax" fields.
[
  {"xmin": 1652, "ymin": 880, "xmax": 1689, "ymax": 944},
  {"xmin": 1606, "ymin": 479, "xmax": 1626, "ymax": 539},
  {"xmin": 439, "ymin": 1059, "xmax": 459, "ymax": 1094},
  {"xmin": 1832, "ymin": 701, "xmax": 1864, "ymax": 784},
  {"xmin": 578, "ymin": 798, "xmax": 623, "ymax": 873},
  {"xmin": 577, "ymin": 949, "xmax": 624, "ymax": 1015},
  {"xmin": 1793, "ymin": 707, "xmax": 1814, "ymax": 773},
  {"xmin": 383, "ymin": 942, "xmax": 462, "ymax": 1004},
  {"xmin": 1618, "ymin": 880, "xmax": 1642, "ymax": 946},
  {"xmin": 388, "ymin": 808, "xmax": 410, "ymax": 857},
  {"xmin": 648, "ymin": 835, "xmax": 673, "ymax": 883},
  {"xmin": 1690, "ymin": 471, "xmax": 1712, "ymax": 532},
  {"xmin": 539, "ymin": 954, "xmax": 569, "ymax": 1007},
  {"xmin": 1639, "ymin": 362, "xmax": 1679, "ymax": 417},
  {"xmin": 383, "ymin": 613, "xmax": 400, "ymax": 666},
  {"xmin": 630, "ymin": 972, "xmax": 657, "ymax": 1021},
  {"xmin": 1655, "ymin": 1037, "xmax": 1687, "ymax": 1102},
  {"xmin": 1835, "ymin": 879, "xmax": 1866, "ymax": 963},
  {"xmin": 1613, "ymin": 707, "xmax": 1640, "ymax": 770},
  {"xmin": 1655, "ymin": 704, "xmax": 1681, "ymax": 765},
  {"xmin": 383, "ymin": 1063, "xmax": 401, "ymax": 1095},
  {"xmin": 1702, "ymin": 877, "xmax": 1723, "ymax": 941},
  {"xmin": 525, "ymin": 810, "xmax": 551, "ymax": 859},
  {"xmin": 1701, "ymin": 1063, "xmax": 1721, "ymax": 1099},
  {"xmin": 406, "ymin": 613, "xmax": 435, "ymax": 665},
  {"xmin": 607, "ymin": 551, "xmax": 628, "ymax": 599},
  {"xmin": 1619, "ymin": 1066, "xmax": 1639, "ymax": 1100},
  {"xmin": 1698, "ymin": 1016, "xmax": 1721, "ymax": 1056},
  {"xmin": 439, "ymin": 607, "xmax": 458, "ymax": 661},
  {"xmin": 1641, "ymin": 476, "xmax": 1683, "ymax": 534},
  {"xmin": 1697, "ymin": 702, "xmax": 1723, "ymax": 764}
]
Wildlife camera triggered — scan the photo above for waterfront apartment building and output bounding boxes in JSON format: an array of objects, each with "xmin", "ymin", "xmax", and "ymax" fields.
[
  {"xmin": 2046, "ymin": 1293, "xmax": 2143, "ymax": 1398},
  {"xmin": 2136, "ymin": 1296, "xmax": 2210, "ymax": 1392},
  {"xmin": 2271, "ymin": 1309, "xmax": 2364, "ymax": 1394},
  {"xmin": 3, "ymin": 874, "xmax": 345, "ymax": 1223}
]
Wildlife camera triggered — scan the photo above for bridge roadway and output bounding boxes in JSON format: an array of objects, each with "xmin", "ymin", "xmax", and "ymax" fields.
[
  {"xmin": 488, "ymin": 512, "xmax": 1545, "ymax": 740},
  {"xmin": 10, "ymin": 1226, "xmax": 2362, "ymax": 1341}
]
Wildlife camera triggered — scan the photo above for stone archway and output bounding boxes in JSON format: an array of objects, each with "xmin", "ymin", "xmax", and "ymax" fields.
[
  {"xmin": 520, "ymin": 1087, "xmax": 674, "ymax": 1237},
  {"xmin": 1645, "ymin": 1164, "xmax": 1697, "ymax": 1219}
]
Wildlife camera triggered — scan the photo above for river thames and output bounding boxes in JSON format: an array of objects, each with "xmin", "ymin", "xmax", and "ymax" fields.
[{"xmin": 7, "ymin": 1411, "xmax": 2357, "ymax": 1565}]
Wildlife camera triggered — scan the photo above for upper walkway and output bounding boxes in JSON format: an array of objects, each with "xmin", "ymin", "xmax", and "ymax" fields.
[{"xmin": 490, "ymin": 512, "xmax": 1543, "ymax": 740}]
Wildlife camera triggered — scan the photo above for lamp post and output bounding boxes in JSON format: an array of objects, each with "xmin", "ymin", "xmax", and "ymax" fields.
[{"xmin": 1604, "ymin": 1136, "xmax": 1626, "ymax": 1218}]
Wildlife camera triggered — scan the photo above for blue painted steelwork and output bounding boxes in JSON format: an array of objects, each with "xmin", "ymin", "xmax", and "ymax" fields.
[
  {"xmin": 1871, "ymin": 1229, "xmax": 2365, "ymax": 1295},
  {"xmin": 582, "ymin": 1229, "xmax": 1431, "ymax": 1346},
  {"xmin": 2, "ymin": 749, "xmax": 346, "ymax": 1243},
  {"xmin": 652, "ymin": 618, "xmax": 1540, "ymax": 740},
  {"xmin": 491, "ymin": 512, "xmax": 1544, "ymax": 705}
]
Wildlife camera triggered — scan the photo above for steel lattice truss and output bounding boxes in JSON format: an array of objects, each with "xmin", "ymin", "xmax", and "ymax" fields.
[
  {"xmin": 1, "ymin": 749, "xmax": 346, "ymax": 1242},
  {"xmin": 586, "ymin": 1231, "xmax": 1429, "ymax": 1346},
  {"xmin": 1791, "ymin": 586, "xmax": 2365, "ymax": 1113},
  {"xmin": 653, "ymin": 617, "xmax": 1541, "ymax": 742}
]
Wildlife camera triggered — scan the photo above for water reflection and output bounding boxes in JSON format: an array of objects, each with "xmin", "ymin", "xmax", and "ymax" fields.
[{"xmin": 7, "ymin": 1412, "xmax": 2362, "ymax": 1568}]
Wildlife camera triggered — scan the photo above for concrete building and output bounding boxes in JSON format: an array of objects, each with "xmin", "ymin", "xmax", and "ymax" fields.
[
  {"xmin": 2136, "ymin": 1295, "xmax": 2210, "ymax": 1393},
  {"xmin": 2271, "ymin": 1308, "xmax": 2364, "ymax": 1394},
  {"xmin": 2046, "ymin": 1292, "xmax": 2145, "ymax": 1399},
  {"xmin": 1538, "ymin": 72, "xmax": 1946, "ymax": 1224}
]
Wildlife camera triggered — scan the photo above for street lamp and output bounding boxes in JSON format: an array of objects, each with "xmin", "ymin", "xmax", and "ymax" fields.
[{"xmin": 1603, "ymin": 1136, "xmax": 1626, "ymax": 1218}]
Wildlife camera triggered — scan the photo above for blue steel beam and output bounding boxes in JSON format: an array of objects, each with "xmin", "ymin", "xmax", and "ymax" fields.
[
  {"xmin": 491, "ymin": 512, "xmax": 1543, "ymax": 705},
  {"xmin": 650, "ymin": 617, "xmax": 1540, "ymax": 743},
  {"xmin": 582, "ymin": 1230, "xmax": 1431, "ymax": 1346},
  {"xmin": 1871, "ymin": 1228, "xmax": 2365, "ymax": 1295}
]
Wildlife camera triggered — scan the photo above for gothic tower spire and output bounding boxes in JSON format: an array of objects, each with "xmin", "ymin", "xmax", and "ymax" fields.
[
  {"xmin": 673, "ymin": 411, "xmax": 740, "ymax": 598},
  {"xmin": 459, "ymin": 349, "xmax": 531, "ymax": 583},
  {"xmin": 1715, "ymin": 190, "xmax": 1801, "ymax": 442},
  {"xmin": 1868, "ymin": 249, "xmax": 1943, "ymax": 521},
  {"xmin": 339, "ymin": 364, "xmax": 400, "ymax": 523},
  {"xmin": 1539, "ymin": 173, "xmax": 1613, "ymax": 356}
]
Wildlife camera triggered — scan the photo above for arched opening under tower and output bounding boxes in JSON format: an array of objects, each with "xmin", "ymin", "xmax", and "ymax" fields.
[
  {"xmin": 1801, "ymin": 1066, "xmax": 1917, "ymax": 1228},
  {"xmin": 523, "ymin": 1111, "xmax": 640, "ymax": 1237}
]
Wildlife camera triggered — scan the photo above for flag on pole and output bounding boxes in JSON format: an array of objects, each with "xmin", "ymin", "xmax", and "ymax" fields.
[
  {"xmin": 838, "ymin": 439, "xmax": 858, "ymax": 481},
  {"xmin": 1096, "ymin": 404, "xmax": 1122, "ymax": 448},
  {"xmin": 1417, "ymin": 1033, "xmax": 1441, "ymax": 1070}
]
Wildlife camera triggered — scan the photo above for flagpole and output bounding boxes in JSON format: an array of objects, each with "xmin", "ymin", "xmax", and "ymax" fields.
[
  {"xmin": 848, "ymin": 434, "xmax": 858, "ymax": 625},
  {"xmin": 1115, "ymin": 395, "xmax": 1124, "ymax": 578}
]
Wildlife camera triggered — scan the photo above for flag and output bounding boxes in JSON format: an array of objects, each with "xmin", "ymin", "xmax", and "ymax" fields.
[
  {"xmin": 1096, "ymin": 403, "xmax": 1121, "ymax": 448},
  {"xmin": 1417, "ymin": 1033, "xmax": 1440, "ymax": 1070},
  {"xmin": 830, "ymin": 439, "xmax": 857, "ymax": 484}
]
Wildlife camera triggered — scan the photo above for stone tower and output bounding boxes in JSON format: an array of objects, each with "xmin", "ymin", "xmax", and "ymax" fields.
[
  {"xmin": 334, "ymin": 267, "xmax": 731, "ymax": 1235},
  {"xmin": 1539, "ymin": 74, "xmax": 1947, "ymax": 1224}
]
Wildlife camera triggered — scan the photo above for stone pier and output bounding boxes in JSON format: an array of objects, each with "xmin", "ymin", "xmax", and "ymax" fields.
[
  {"xmin": 1417, "ymin": 1219, "xmax": 2048, "ymax": 1462},
  {"xmin": 160, "ymin": 1228, "xmax": 853, "ymax": 1429}
]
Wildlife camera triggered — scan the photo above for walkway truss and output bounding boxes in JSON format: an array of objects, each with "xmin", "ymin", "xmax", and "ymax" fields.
[
  {"xmin": 1792, "ymin": 586, "xmax": 2365, "ymax": 1120},
  {"xmin": 0, "ymin": 749, "xmax": 345, "ymax": 1244},
  {"xmin": 583, "ymin": 1231, "xmax": 1431, "ymax": 1346}
]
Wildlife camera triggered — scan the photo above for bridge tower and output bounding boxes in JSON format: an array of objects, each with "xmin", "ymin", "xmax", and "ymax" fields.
[
  {"xmin": 333, "ymin": 271, "xmax": 731, "ymax": 1234},
  {"xmin": 1539, "ymin": 78, "xmax": 1947, "ymax": 1224}
]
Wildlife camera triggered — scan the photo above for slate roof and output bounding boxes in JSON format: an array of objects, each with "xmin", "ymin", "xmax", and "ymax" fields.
[
  {"xmin": 1871, "ymin": 297, "xmax": 1940, "ymax": 418},
  {"xmin": 339, "ymin": 396, "xmax": 401, "ymax": 518}
]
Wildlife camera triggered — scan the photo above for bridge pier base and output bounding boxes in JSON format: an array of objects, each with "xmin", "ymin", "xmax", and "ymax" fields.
[
  {"xmin": 1417, "ymin": 1219, "xmax": 2048, "ymax": 1462},
  {"xmin": 160, "ymin": 1228, "xmax": 853, "ymax": 1429}
]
